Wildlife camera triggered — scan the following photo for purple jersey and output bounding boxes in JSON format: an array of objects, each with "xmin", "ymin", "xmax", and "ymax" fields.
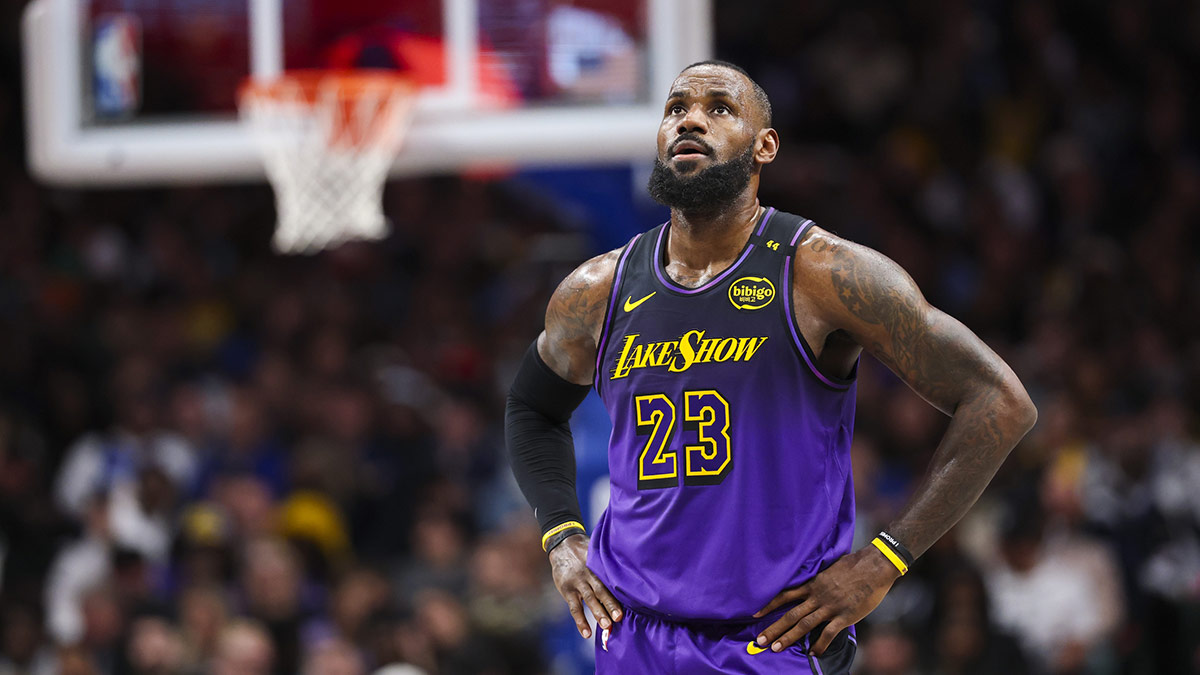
[{"xmin": 588, "ymin": 208, "xmax": 858, "ymax": 622}]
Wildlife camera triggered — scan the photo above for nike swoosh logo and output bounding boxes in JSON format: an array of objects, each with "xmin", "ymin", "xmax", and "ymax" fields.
[
  {"xmin": 624, "ymin": 292, "xmax": 656, "ymax": 312},
  {"xmin": 747, "ymin": 641, "xmax": 769, "ymax": 655}
]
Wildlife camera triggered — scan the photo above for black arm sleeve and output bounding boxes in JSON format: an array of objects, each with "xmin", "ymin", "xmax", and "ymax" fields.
[{"xmin": 505, "ymin": 341, "xmax": 592, "ymax": 542}]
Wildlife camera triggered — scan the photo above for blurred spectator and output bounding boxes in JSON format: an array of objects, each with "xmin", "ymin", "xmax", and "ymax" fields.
[
  {"xmin": 985, "ymin": 490, "xmax": 1124, "ymax": 673},
  {"xmin": 76, "ymin": 586, "xmax": 125, "ymax": 673},
  {"xmin": 465, "ymin": 530, "xmax": 549, "ymax": 674},
  {"xmin": 393, "ymin": 512, "xmax": 469, "ymax": 603},
  {"xmin": 0, "ymin": 411, "xmax": 62, "ymax": 598},
  {"xmin": 373, "ymin": 664, "xmax": 428, "ymax": 675},
  {"xmin": 277, "ymin": 489, "xmax": 353, "ymax": 580},
  {"xmin": 858, "ymin": 622, "xmax": 919, "ymax": 675},
  {"xmin": 57, "ymin": 646, "xmax": 102, "ymax": 675},
  {"xmin": 176, "ymin": 585, "xmax": 229, "ymax": 672},
  {"xmin": 927, "ymin": 565, "xmax": 1028, "ymax": 675},
  {"xmin": 240, "ymin": 538, "xmax": 313, "ymax": 675},
  {"xmin": 327, "ymin": 568, "xmax": 391, "ymax": 649},
  {"xmin": 211, "ymin": 619, "xmax": 274, "ymax": 675},
  {"xmin": 302, "ymin": 636, "xmax": 366, "ymax": 675},
  {"xmin": 380, "ymin": 612, "xmax": 438, "ymax": 675},
  {"xmin": 190, "ymin": 385, "xmax": 289, "ymax": 500},
  {"xmin": 0, "ymin": 602, "xmax": 54, "ymax": 675},
  {"xmin": 123, "ymin": 611, "xmax": 185, "ymax": 675},
  {"xmin": 45, "ymin": 495, "xmax": 113, "ymax": 645},
  {"xmin": 413, "ymin": 589, "xmax": 509, "ymax": 675},
  {"xmin": 54, "ymin": 358, "xmax": 196, "ymax": 560},
  {"xmin": 171, "ymin": 504, "xmax": 236, "ymax": 591},
  {"xmin": 213, "ymin": 476, "xmax": 276, "ymax": 541}
]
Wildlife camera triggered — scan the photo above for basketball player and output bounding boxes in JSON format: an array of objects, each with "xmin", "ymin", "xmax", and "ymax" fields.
[{"xmin": 505, "ymin": 60, "xmax": 1037, "ymax": 673}]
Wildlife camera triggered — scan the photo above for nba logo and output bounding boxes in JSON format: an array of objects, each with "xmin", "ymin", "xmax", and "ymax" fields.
[
  {"xmin": 601, "ymin": 627, "xmax": 611, "ymax": 651},
  {"xmin": 93, "ymin": 15, "xmax": 141, "ymax": 118}
]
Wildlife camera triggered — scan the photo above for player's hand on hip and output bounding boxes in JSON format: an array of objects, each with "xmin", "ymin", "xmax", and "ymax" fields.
[
  {"xmin": 548, "ymin": 534, "xmax": 623, "ymax": 638},
  {"xmin": 752, "ymin": 546, "xmax": 901, "ymax": 655}
]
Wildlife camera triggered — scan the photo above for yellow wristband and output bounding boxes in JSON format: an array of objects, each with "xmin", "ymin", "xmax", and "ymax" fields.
[
  {"xmin": 541, "ymin": 521, "xmax": 585, "ymax": 551},
  {"xmin": 871, "ymin": 537, "xmax": 909, "ymax": 575}
]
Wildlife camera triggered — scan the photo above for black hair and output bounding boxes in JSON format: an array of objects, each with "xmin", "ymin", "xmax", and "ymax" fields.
[{"xmin": 681, "ymin": 59, "xmax": 773, "ymax": 128}]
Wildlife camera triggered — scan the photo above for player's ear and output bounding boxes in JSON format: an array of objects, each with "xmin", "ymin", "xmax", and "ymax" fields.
[{"xmin": 755, "ymin": 128, "xmax": 779, "ymax": 165}]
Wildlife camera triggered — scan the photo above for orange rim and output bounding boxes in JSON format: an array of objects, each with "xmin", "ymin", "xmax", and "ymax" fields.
[
  {"xmin": 239, "ymin": 69, "xmax": 415, "ymax": 102},
  {"xmin": 239, "ymin": 70, "xmax": 418, "ymax": 150}
]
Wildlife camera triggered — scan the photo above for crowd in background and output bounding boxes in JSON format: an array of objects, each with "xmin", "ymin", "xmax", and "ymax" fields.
[{"xmin": 1, "ymin": 0, "xmax": 1199, "ymax": 673}]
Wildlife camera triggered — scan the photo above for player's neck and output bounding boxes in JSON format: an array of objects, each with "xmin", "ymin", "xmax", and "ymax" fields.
[{"xmin": 667, "ymin": 193, "xmax": 762, "ymax": 270}]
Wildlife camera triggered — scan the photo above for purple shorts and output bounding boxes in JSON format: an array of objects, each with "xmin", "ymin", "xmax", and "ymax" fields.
[{"xmin": 594, "ymin": 607, "xmax": 857, "ymax": 674}]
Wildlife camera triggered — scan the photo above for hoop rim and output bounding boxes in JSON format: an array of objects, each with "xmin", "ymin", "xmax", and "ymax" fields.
[
  {"xmin": 238, "ymin": 69, "xmax": 419, "ymax": 103},
  {"xmin": 237, "ymin": 69, "xmax": 421, "ymax": 253}
]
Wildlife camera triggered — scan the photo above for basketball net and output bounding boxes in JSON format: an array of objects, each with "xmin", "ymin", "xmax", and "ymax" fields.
[{"xmin": 239, "ymin": 72, "xmax": 418, "ymax": 254}]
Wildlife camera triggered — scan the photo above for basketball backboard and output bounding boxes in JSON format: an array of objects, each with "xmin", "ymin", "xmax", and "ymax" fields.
[{"xmin": 22, "ymin": 0, "xmax": 712, "ymax": 185}]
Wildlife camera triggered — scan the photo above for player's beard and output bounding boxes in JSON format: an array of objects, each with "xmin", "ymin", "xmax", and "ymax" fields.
[{"xmin": 647, "ymin": 143, "xmax": 756, "ymax": 214}]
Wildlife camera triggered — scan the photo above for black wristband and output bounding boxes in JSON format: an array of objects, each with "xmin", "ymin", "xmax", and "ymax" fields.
[
  {"xmin": 542, "ymin": 521, "xmax": 587, "ymax": 553},
  {"xmin": 877, "ymin": 530, "xmax": 915, "ymax": 568}
]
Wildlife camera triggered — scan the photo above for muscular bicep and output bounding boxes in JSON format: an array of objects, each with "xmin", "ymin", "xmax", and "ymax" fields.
[
  {"xmin": 538, "ymin": 250, "xmax": 621, "ymax": 386},
  {"xmin": 860, "ymin": 303, "xmax": 1010, "ymax": 416},
  {"xmin": 806, "ymin": 232, "xmax": 1015, "ymax": 415}
]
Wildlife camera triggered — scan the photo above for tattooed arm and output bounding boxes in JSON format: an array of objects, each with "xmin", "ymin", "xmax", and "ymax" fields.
[
  {"xmin": 537, "ymin": 249, "xmax": 621, "ymax": 384},
  {"xmin": 755, "ymin": 227, "xmax": 1037, "ymax": 655},
  {"xmin": 811, "ymin": 228, "xmax": 1037, "ymax": 552},
  {"xmin": 530, "ymin": 249, "xmax": 625, "ymax": 638}
]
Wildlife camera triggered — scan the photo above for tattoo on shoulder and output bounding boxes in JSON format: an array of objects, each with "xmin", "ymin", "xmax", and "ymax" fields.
[
  {"xmin": 827, "ymin": 243, "xmax": 922, "ymax": 332},
  {"xmin": 804, "ymin": 234, "xmax": 840, "ymax": 254},
  {"xmin": 547, "ymin": 266, "xmax": 611, "ymax": 344},
  {"xmin": 823, "ymin": 237, "xmax": 978, "ymax": 410},
  {"xmin": 543, "ymin": 250, "xmax": 621, "ymax": 381}
]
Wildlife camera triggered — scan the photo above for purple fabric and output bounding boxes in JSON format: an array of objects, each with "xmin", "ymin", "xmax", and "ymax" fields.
[
  {"xmin": 589, "ymin": 211, "xmax": 858, "ymax": 622},
  {"xmin": 594, "ymin": 233, "xmax": 642, "ymax": 392},
  {"xmin": 594, "ymin": 607, "xmax": 814, "ymax": 674},
  {"xmin": 789, "ymin": 219, "xmax": 812, "ymax": 246},
  {"xmin": 595, "ymin": 608, "xmax": 857, "ymax": 674},
  {"xmin": 782, "ymin": 256, "xmax": 853, "ymax": 390},
  {"xmin": 754, "ymin": 206, "xmax": 776, "ymax": 237}
]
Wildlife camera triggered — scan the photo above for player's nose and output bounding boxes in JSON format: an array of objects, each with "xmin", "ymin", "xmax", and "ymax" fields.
[{"xmin": 676, "ymin": 105, "xmax": 708, "ymax": 135}]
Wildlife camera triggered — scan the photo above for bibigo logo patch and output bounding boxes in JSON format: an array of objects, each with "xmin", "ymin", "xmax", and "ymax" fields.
[{"xmin": 728, "ymin": 276, "xmax": 775, "ymax": 310}]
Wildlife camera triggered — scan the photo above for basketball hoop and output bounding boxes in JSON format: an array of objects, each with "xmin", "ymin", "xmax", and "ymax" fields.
[{"xmin": 239, "ymin": 71, "xmax": 418, "ymax": 254}]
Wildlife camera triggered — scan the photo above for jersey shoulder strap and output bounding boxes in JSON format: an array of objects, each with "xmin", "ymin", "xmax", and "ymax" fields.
[
  {"xmin": 746, "ymin": 209, "xmax": 814, "ymax": 257},
  {"xmin": 594, "ymin": 230, "xmax": 649, "ymax": 391}
]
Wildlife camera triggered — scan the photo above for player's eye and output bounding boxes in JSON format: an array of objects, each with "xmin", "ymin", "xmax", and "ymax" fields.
[
  {"xmin": 669, "ymin": 104, "xmax": 686, "ymax": 115},
  {"xmin": 713, "ymin": 104, "xmax": 730, "ymax": 114}
]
